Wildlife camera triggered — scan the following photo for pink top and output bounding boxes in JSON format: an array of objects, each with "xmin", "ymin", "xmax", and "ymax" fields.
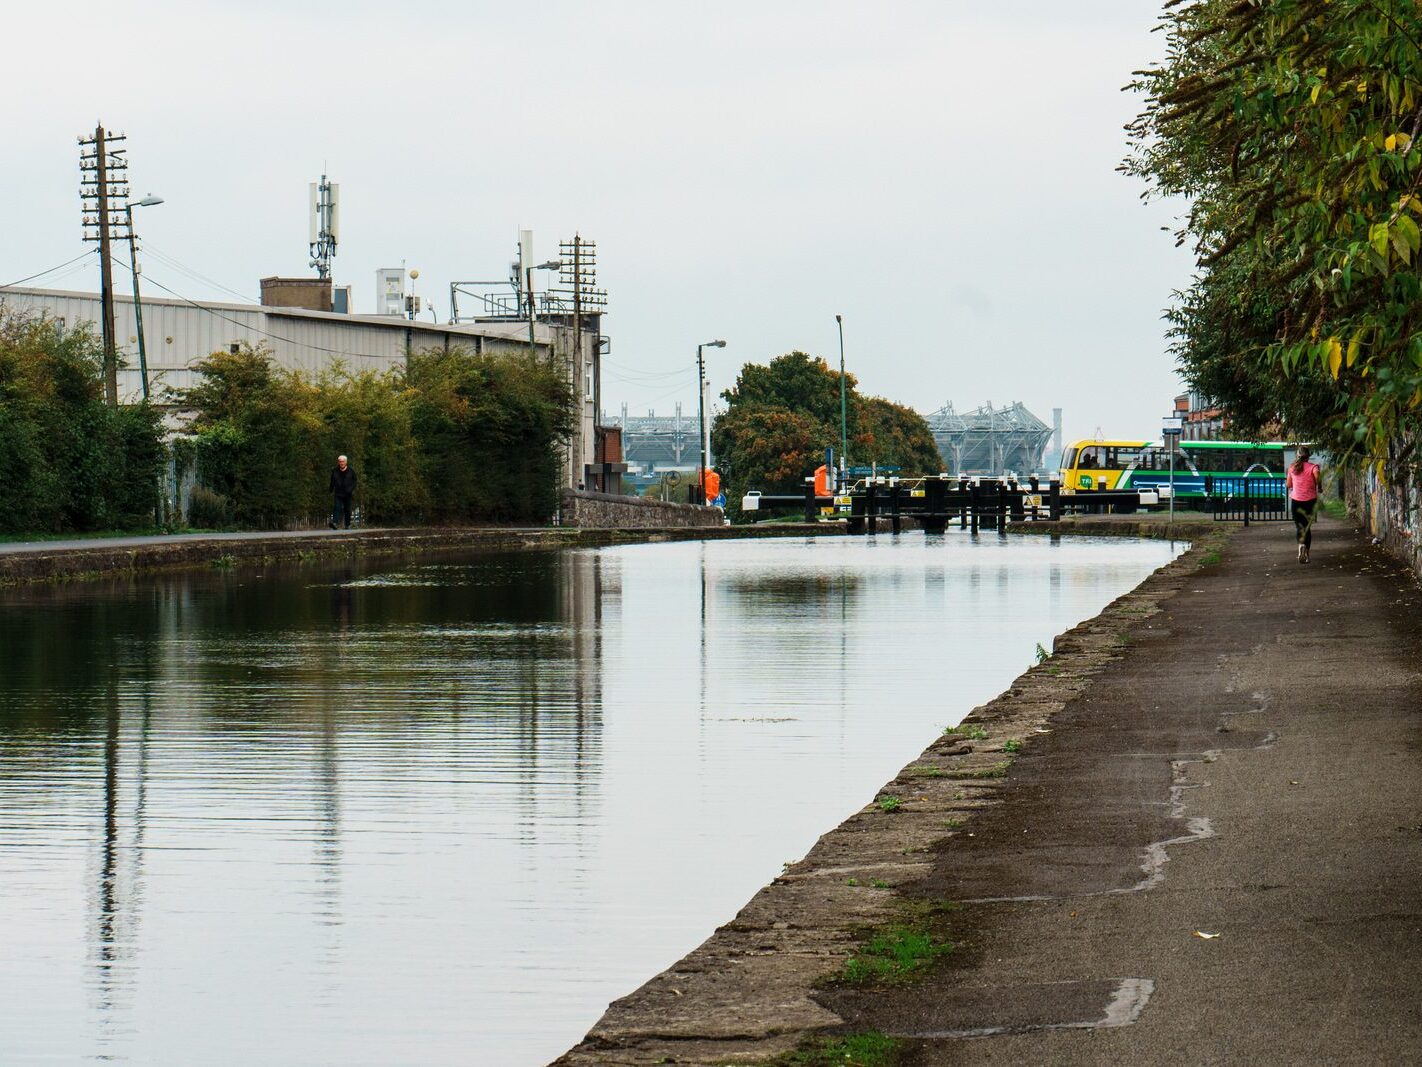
[{"xmin": 1287, "ymin": 461, "xmax": 1320, "ymax": 502}]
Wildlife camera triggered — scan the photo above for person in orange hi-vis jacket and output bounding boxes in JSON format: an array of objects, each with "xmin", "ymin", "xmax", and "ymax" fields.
[{"xmin": 703, "ymin": 468, "xmax": 722, "ymax": 505}]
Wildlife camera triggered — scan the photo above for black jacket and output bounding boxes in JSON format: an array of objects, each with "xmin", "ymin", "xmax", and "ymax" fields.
[{"xmin": 330, "ymin": 465, "xmax": 357, "ymax": 497}]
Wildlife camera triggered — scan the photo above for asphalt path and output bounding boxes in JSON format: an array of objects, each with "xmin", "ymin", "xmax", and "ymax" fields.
[{"xmin": 829, "ymin": 516, "xmax": 1422, "ymax": 1064}]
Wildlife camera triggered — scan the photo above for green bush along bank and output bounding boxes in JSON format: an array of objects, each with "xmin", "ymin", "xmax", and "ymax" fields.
[
  {"xmin": 0, "ymin": 310, "xmax": 164, "ymax": 535},
  {"xmin": 176, "ymin": 344, "xmax": 575, "ymax": 529}
]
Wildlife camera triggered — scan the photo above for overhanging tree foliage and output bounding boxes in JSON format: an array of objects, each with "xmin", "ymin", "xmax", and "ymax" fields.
[{"xmin": 1124, "ymin": 0, "xmax": 1422, "ymax": 470}]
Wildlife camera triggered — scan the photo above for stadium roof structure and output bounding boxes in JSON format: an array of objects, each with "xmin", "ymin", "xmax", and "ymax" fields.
[
  {"xmin": 924, "ymin": 401, "xmax": 1052, "ymax": 476},
  {"xmin": 604, "ymin": 405, "xmax": 700, "ymax": 478}
]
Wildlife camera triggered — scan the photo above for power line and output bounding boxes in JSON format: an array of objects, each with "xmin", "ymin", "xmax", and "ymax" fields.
[
  {"xmin": 1, "ymin": 249, "xmax": 97, "ymax": 289},
  {"xmin": 603, "ymin": 358, "xmax": 696, "ymax": 378},
  {"xmin": 139, "ymin": 244, "xmax": 253, "ymax": 304}
]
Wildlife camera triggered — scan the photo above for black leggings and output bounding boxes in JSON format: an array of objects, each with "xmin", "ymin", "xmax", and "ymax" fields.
[{"xmin": 1291, "ymin": 498, "xmax": 1316, "ymax": 548}]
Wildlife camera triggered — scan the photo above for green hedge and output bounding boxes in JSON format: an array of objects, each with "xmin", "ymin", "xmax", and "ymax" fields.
[
  {"xmin": 0, "ymin": 309, "xmax": 164, "ymax": 534},
  {"xmin": 176, "ymin": 344, "xmax": 574, "ymax": 528}
]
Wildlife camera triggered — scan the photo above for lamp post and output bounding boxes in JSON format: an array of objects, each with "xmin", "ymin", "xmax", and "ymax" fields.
[
  {"xmin": 697, "ymin": 339, "xmax": 726, "ymax": 503},
  {"xmin": 526, "ymin": 259, "xmax": 562, "ymax": 357},
  {"xmin": 1162, "ymin": 414, "xmax": 1183, "ymax": 534},
  {"xmin": 125, "ymin": 195, "xmax": 163, "ymax": 401},
  {"xmin": 835, "ymin": 314, "xmax": 847, "ymax": 490}
]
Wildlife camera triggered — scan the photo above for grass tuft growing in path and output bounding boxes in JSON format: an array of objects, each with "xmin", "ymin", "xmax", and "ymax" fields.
[
  {"xmin": 769, "ymin": 1032, "xmax": 901, "ymax": 1066},
  {"xmin": 828, "ymin": 925, "xmax": 953, "ymax": 986}
]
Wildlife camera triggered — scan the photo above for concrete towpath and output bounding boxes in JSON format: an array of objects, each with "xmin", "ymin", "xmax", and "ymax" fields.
[{"xmin": 561, "ymin": 516, "xmax": 1422, "ymax": 1064}]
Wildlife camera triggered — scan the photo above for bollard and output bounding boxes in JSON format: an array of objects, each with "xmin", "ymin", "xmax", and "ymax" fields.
[
  {"xmin": 890, "ymin": 481, "xmax": 902, "ymax": 534},
  {"xmin": 925, "ymin": 477, "xmax": 947, "ymax": 532},
  {"xmin": 866, "ymin": 479, "xmax": 878, "ymax": 536},
  {"xmin": 968, "ymin": 480, "xmax": 980, "ymax": 533},
  {"xmin": 959, "ymin": 477, "xmax": 970, "ymax": 528},
  {"xmin": 804, "ymin": 478, "xmax": 817, "ymax": 523},
  {"xmin": 1048, "ymin": 480, "xmax": 1062, "ymax": 521}
]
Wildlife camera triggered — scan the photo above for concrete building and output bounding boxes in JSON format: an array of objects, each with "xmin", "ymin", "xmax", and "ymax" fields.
[{"xmin": 0, "ymin": 284, "xmax": 600, "ymax": 490}]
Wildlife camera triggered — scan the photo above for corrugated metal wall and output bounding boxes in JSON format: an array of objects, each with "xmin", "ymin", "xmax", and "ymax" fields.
[{"xmin": 0, "ymin": 287, "xmax": 546, "ymax": 402}]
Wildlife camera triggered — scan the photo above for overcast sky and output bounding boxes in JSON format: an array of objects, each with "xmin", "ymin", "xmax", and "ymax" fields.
[{"xmin": 6, "ymin": 0, "xmax": 1191, "ymax": 446}]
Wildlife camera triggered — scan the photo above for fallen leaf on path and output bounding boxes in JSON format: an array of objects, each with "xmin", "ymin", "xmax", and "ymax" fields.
[{"xmin": 1193, "ymin": 930, "xmax": 1221, "ymax": 940}]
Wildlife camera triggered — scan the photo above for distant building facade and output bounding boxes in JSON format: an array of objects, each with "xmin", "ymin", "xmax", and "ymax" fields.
[
  {"xmin": 923, "ymin": 401, "xmax": 1053, "ymax": 476},
  {"xmin": 1176, "ymin": 391, "xmax": 1226, "ymax": 440}
]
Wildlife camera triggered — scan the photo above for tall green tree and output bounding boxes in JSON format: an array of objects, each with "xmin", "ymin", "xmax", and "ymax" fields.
[
  {"xmin": 1124, "ymin": 0, "xmax": 1422, "ymax": 473},
  {"xmin": 711, "ymin": 351, "xmax": 942, "ymax": 503}
]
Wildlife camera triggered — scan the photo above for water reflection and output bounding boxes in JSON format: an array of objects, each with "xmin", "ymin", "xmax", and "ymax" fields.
[{"xmin": 0, "ymin": 534, "xmax": 1176, "ymax": 1064}]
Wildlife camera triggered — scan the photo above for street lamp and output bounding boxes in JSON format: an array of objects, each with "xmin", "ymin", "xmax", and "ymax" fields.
[
  {"xmin": 835, "ymin": 314, "xmax": 847, "ymax": 490},
  {"xmin": 125, "ymin": 195, "xmax": 164, "ymax": 401},
  {"xmin": 526, "ymin": 259, "xmax": 562, "ymax": 357},
  {"xmin": 697, "ymin": 339, "xmax": 726, "ymax": 503}
]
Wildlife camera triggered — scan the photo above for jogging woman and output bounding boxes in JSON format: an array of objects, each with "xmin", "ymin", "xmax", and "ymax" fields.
[{"xmin": 1286, "ymin": 446, "xmax": 1322, "ymax": 563}]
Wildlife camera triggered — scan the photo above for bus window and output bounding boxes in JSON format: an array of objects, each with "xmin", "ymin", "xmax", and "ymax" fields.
[
  {"xmin": 1109, "ymin": 447, "xmax": 1141, "ymax": 470},
  {"xmin": 1077, "ymin": 446, "xmax": 1102, "ymax": 468},
  {"xmin": 1251, "ymin": 449, "xmax": 1280, "ymax": 473},
  {"xmin": 1061, "ymin": 447, "xmax": 1078, "ymax": 472}
]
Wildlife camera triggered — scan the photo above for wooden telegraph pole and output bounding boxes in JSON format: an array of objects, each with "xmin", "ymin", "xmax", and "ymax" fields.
[{"xmin": 80, "ymin": 123, "xmax": 129, "ymax": 407}]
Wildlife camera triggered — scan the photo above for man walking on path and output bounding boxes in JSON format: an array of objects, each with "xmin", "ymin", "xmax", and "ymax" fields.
[{"xmin": 329, "ymin": 454, "xmax": 357, "ymax": 530}]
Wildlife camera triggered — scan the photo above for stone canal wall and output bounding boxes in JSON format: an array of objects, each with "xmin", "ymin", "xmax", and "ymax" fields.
[
  {"xmin": 1346, "ymin": 461, "xmax": 1422, "ymax": 579},
  {"xmin": 560, "ymin": 489, "xmax": 723, "ymax": 529},
  {"xmin": 0, "ymin": 523, "xmax": 839, "ymax": 586}
]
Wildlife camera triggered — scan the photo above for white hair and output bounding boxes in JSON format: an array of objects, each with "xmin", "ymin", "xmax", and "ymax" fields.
[{"xmin": 338, "ymin": 454, "xmax": 348, "ymax": 463}]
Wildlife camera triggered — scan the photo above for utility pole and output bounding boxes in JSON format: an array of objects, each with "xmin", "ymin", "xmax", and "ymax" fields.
[
  {"xmin": 697, "ymin": 343, "xmax": 705, "ymax": 500},
  {"xmin": 80, "ymin": 123, "xmax": 130, "ymax": 407},
  {"xmin": 696, "ymin": 340, "xmax": 727, "ymax": 503},
  {"xmin": 126, "ymin": 205, "xmax": 148, "ymax": 400},
  {"xmin": 556, "ymin": 235, "xmax": 607, "ymax": 487},
  {"xmin": 124, "ymin": 196, "xmax": 163, "ymax": 401},
  {"xmin": 836, "ymin": 314, "xmax": 848, "ymax": 490}
]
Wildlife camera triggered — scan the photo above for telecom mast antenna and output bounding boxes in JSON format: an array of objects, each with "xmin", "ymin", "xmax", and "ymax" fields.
[{"xmin": 309, "ymin": 174, "xmax": 339, "ymax": 278}]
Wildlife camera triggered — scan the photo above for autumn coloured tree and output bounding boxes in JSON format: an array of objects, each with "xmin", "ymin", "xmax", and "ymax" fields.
[
  {"xmin": 711, "ymin": 351, "xmax": 942, "ymax": 505},
  {"xmin": 1125, "ymin": 0, "xmax": 1422, "ymax": 477}
]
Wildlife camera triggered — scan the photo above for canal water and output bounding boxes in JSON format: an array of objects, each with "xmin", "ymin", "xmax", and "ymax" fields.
[{"xmin": 0, "ymin": 532, "xmax": 1178, "ymax": 1065}]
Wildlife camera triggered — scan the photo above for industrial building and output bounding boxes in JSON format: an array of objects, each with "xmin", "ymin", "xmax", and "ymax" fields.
[
  {"xmin": 924, "ymin": 401, "xmax": 1058, "ymax": 477},
  {"xmin": 0, "ymin": 281, "xmax": 607, "ymax": 492}
]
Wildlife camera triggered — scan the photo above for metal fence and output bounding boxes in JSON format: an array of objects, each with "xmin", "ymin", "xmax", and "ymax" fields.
[{"xmin": 1209, "ymin": 475, "xmax": 1289, "ymax": 523}]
